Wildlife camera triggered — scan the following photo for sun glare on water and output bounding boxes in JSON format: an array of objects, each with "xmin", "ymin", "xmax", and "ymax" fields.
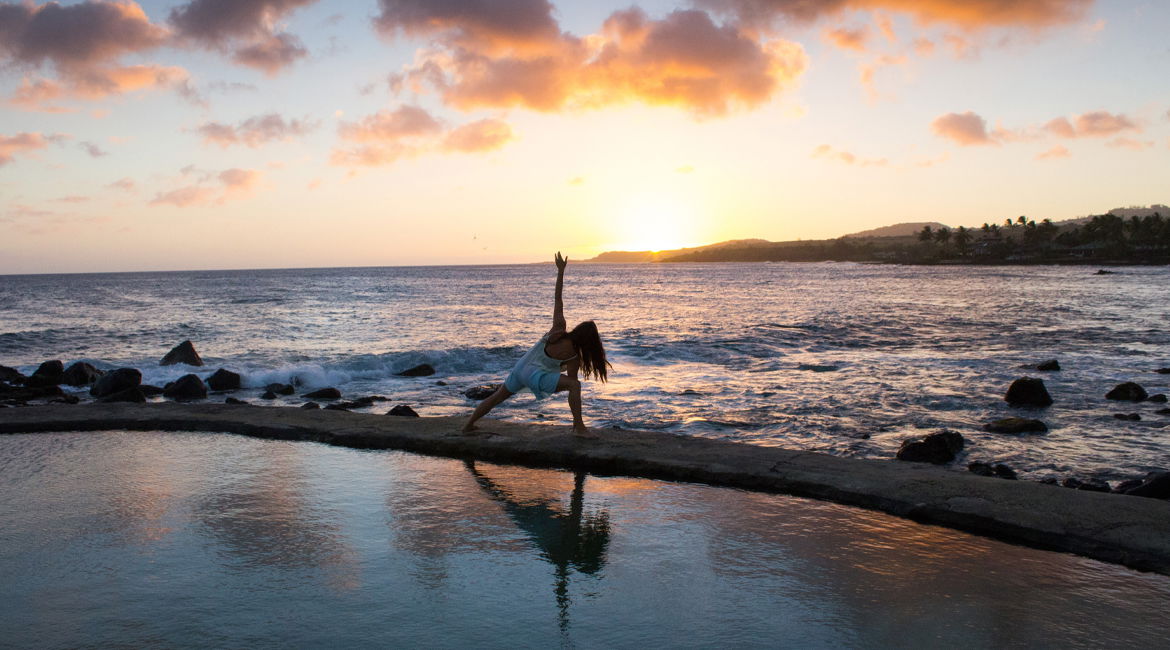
[{"xmin": 612, "ymin": 195, "xmax": 699, "ymax": 252}]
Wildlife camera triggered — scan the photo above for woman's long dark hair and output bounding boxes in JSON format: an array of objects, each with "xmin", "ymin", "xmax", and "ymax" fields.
[{"xmin": 569, "ymin": 320, "xmax": 611, "ymax": 382}]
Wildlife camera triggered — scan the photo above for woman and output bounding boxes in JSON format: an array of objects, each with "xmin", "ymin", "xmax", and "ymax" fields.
[{"xmin": 463, "ymin": 252, "xmax": 611, "ymax": 436}]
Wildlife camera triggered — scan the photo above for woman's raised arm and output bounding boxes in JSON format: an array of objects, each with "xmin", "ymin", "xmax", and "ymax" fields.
[{"xmin": 552, "ymin": 252, "xmax": 567, "ymax": 332}]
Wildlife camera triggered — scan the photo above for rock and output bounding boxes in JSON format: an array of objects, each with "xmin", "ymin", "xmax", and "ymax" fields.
[
  {"xmin": 397, "ymin": 363, "xmax": 435, "ymax": 377},
  {"xmin": 1094, "ymin": 269, "xmax": 1116, "ymax": 275},
  {"xmin": 1106, "ymin": 382, "xmax": 1147, "ymax": 402},
  {"xmin": 1157, "ymin": 368, "xmax": 1170, "ymax": 375},
  {"xmin": 1035, "ymin": 359, "xmax": 1061, "ymax": 371},
  {"xmin": 1147, "ymin": 394, "xmax": 1168, "ymax": 403},
  {"xmin": 160, "ymin": 340, "xmax": 204, "ymax": 367},
  {"xmin": 225, "ymin": 397, "xmax": 248, "ymax": 405},
  {"xmin": 1118, "ymin": 472, "xmax": 1170, "ymax": 500},
  {"xmin": 388, "ymin": 404, "xmax": 419, "ymax": 417},
  {"xmin": 300, "ymin": 402, "xmax": 320, "ymax": 409},
  {"xmin": 139, "ymin": 384, "xmax": 164, "ymax": 397},
  {"xmin": 983, "ymin": 417, "xmax": 1048, "ymax": 434},
  {"xmin": 323, "ymin": 404, "xmax": 349, "ymax": 411},
  {"xmin": 1061, "ymin": 477, "xmax": 1111, "ymax": 493},
  {"xmin": 895, "ymin": 430, "xmax": 964, "ymax": 464},
  {"xmin": 206, "ymin": 368, "xmax": 241, "ymax": 391},
  {"xmin": 968, "ymin": 462, "xmax": 1017, "ymax": 479},
  {"xmin": 265, "ymin": 383, "xmax": 295, "ymax": 395},
  {"xmin": 61, "ymin": 362, "xmax": 103, "ymax": 386},
  {"xmin": 98, "ymin": 387, "xmax": 146, "ymax": 403},
  {"xmin": 1115, "ymin": 478, "xmax": 1145, "ymax": 493},
  {"xmin": 1158, "ymin": 408, "xmax": 1170, "ymax": 416},
  {"xmin": 1113, "ymin": 413, "xmax": 1141, "ymax": 421},
  {"xmin": 435, "ymin": 380, "xmax": 447, "ymax": 386},
  {"xmin": 25, "ymin": 360, "xmax": 65, "ymax": 386},
  {"xmin": 1004, "ymin": 377, "xmax": 1053, "ymax": 407},
  {"xmin": 260, "ymin": 390, "xmax": 277, "ymax": 400},
  {"xmin": 0, "ymin": 365, "xmax": 26, "ymax": 384},
  {"xmin": 302, "ymin": 387, "xmax": 341, "ymax": 400},
  {"xmin": 90, "ymin": 368, "xmax": 142, "ymax": 397},
  {"xmin": 162, "ymin": 374, "xmax": 207, "ymax": 401},
  {"xmin": 464, "ymin": 384, "xmax": 500, "ymax": 400},
  {"xmin": 51, "ymin": 395, "xmax": 81, "ymax": 405}
]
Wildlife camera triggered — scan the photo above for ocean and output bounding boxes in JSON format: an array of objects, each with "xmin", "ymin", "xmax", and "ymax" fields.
[{"xmin": 2, "ymin": 262, "xmax": 1167, "ymax": 482}]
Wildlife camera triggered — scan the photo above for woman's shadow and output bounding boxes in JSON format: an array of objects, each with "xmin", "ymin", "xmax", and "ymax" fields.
[{"xmin": 464, "ymin": 460, "xmax": 611, "ymax": 632}]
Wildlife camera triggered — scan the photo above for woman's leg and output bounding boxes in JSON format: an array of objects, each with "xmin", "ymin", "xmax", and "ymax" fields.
[
  {"xmin": 555, "ymin": 375, "xmax": 591, "ymax": 436},
  {"xmin": 463, "ymin": 384, "xmax": 514, "ymax": 432}
]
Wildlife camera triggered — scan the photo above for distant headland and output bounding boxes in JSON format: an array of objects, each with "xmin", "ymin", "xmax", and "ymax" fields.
[{"xmin": 588, "ymin": 205, "xmax": 1170, "ymax": 265}]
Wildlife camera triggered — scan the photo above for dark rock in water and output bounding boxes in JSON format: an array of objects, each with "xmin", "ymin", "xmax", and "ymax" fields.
[
  {"xmin": 1004, "ymin": 377, "xmax": 1053, "ymax": 407},
  {"xmin": 1157, "ymin": 368, "xmax": 1170, "ymax": 375},
  {"xmin": 163, "ymin": 374, "xmax": 207, "ymax": 401},
  {"xmin": 968, "ymin": 462, "xmax": 1018, "ymax": 480},
  {"xmin": 51, "ymin": 394, "xmax": 81, "ymax": 405},
  {"xmin": 260, "ymin": 390, "xmax": 277, "ymax": 400},
  {"xmin": 1035, "ymin": 359, "xmax": 1061, "ymax": 372},
  {"xmin": 1062, "ymin": 477, "xmax": 1111, "ymax": 493},
  {"xmin": 895, "ymin": 430, "xmax": 964, "ymax": 464},
  {"xmin": 1115, "ymin": 478, "xmax": 1145, "ymax": 494},
  {"xmin": 797, "ymin": 364, "xmax": 839, "ymax": 372},
  {"xmin": 388, "ymin": 404, "xmax": 419, "ymax": 417},
  {"xmin": 160, "ymin": 340, "xmax": 204, "ymax": 367},
  {"xmin": 1094, "ymin": 269, "xmax": 1116, "ymax": 275},
  {"xmin": 1113, "ymin": 413, "xmax": 1141, "ymax": 421},
  {"xmin": 464, "ymin": 384, "xmax": 500, "ymax": 400},
  {"xmin": 323, "ymin": 403, "xmax": 349, "ymax": 411},
  {"xmin": 266, "ymin": 383, "xmax": 295, "ymax": 395},
  {"xmin": 1158, "ymin": 408, "xmax": 1170, "ymax": 416},
  {"xmin": 99, "ymin": 387, "xmax": 146, "ymax": 403},
  {"xmin": 983, "ymin": 417, "xmax": 1048, "ymax": 434},
  {"xmin": 1119, "ymin": 472, "xmax": 1170, "ymax": 500},
  {"xmin": 1039, "ymin": 477, "xmax": 1059, "ymax": 485},
  {"xmin": 302, "ymin": 387, "xmax": 341, "ymax": 400},
  {"xmin": 397, "ymin": 363, "xmax": 435, "ymax": 377},
  {"xmin": 26, "ymin": 360, "xmax": 65, "ymax": 386},
  {"xmin": 90, "ymin": 368, "xmax": 142, "ymax": 397},
  {"xmin": 139, "ymin": 384, "xmax": 164, "ymax": 397},
  {"xmin": 435, "ymin": 380, "xmax": 447, "ymax": 386},
  {"xmin": 301, "ymin": 402, "xmax": 320, "ymax": 409},
  {"xmin": 0, "ymin": 365, "xmax": 26, "ymax": 384},
  {"xmin": 225, "ymin": 397, "xmax": 248, "ymax": 405},
  {"xmin": 1106, "ymin": 382, "xmax": 1147, "ymax": 402},
  {"xmin": 1147, "ymin": 394, "xmax": 1168, "ymax": 403},
  {"xmin": 61, "ymin": 362, "xmax": 103, "ymax": 386},
  {"xmin": 0, "ymin": 383, "xmax": 64, "ymax": 402},
  {"xmin": 207, "ymin": 368, "xmax": 241, "ymax": 391}
]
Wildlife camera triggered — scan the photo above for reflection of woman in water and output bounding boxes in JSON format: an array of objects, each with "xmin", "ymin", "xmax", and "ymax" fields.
[{"xmin": 463, "ymin": 252, "xmax": 611, "ymax": 436}]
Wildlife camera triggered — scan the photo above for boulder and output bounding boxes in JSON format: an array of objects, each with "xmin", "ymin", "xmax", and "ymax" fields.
[
  {"xmin": 98, "ymin": 387, "xmax": 146, "ymax": 403},
  {"xmin": 1113, "ymin": 413, "xmax": 1141, "ymax": 421},
  {"xmin": 968, "ymin": 462, "xmax": 1017, "ymax": 479},
  {"xmin": 301, "ymin": 402, "xmax": 320, "ymax": 409},
  {"xmin": 1147, "ymin": 394, "xmax": 1167, "ymax": 403},
  {"xmin": 1004, "ymin": 377, "xmax": 1053, "ymax": 407},
  {"xmin": 388, "ymin": 404, "xmax": 420, "ymax": 417},
  {"xmin": 1157, "ymin": 368, "xmax": 1170, "ymax": 375},
  {"xmin": 160, "ymin": 340, "xmax": 204, "ymax": 367},
  {"xmin": 1061, "ymin": 477, "xmax": 1111, "ymax": 493},
  {"xmin": 302, "ymin": 387, "xmax": 341, "ymax": 400},
  {"xmin": 61, "ymin": 362, "xmax": 103, "ymax": 386},
  {"xmin": 1094, "ymin": 269, "xmax": 1116, "ymax": 275},
  {"xmin": 397, "ymin": 363, "xmax": 435, "ymax": 377},
  {"xmin": 895, "ymin": 430, "xmax": 964, "ymax": 464},
  {"xmin": 1158, "ymin": 408, "xmax": 1170, "ymax": 416},
  {"xmin": 983, "ymin": 417, "xmax": 1048, "ymax": 434},
  {"xmin": 225, "ymin": 397, "xmax": 248, "ymax": 405},
  {"xmin": 0, "ymin": 365, "xmax": 26, "ymax": 384},
  {"xmin": 323, "ymin": 404, "xmax": 349, "ymax": 411},
  {"xmin": 51, "ymin": 395, "xmax": 81, "ymax": 405},
  {"xmin": 90, "ymin": 368, "xmax": 142, "ymax": 397},
  {"xmin": 260, "ymin": 390, "xmax": 277, "ymax": 400},
  {"xmin": 464, "ymin": 384, "xmax": 500, "ymax": 400},
  {"xmin": 206, "ymin": 368, "xmax": 241, "ymax": 391},
  {"xmin": 25, "ymin": 360, "xmax": 65, "ymax": 386},
  {"xmin": 139, "ymin": 384, "xmax": 164, "ymax": 397},
  {"xmin": 265, "ymin": 383, "xmax": 295, "ymax": 395},
  {"xmin": 163, "ymin": 374, "xmax": 207, "ymax": 401},
  {"xmin": 1106, "ymin": 382, "xmax": 1147, "ymax": 401},
  {"xmin": 1118, "ymin": 472, "xmax": 1170, "ymax": 500},
  {"xmin": 1035, "ymin": 359, "xmax": 1061, "ymax": 371}
]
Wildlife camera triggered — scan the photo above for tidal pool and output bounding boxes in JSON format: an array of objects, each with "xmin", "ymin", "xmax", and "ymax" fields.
[{"xmin": 1, "ymin": 431, "xmax": 1167, "ymax": 648}]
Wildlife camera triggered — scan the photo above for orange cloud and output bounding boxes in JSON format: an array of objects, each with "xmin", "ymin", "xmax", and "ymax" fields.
[
  {"xmin": 1036, "ymin": 144, "xmax": 1070, "ymax": 160},
  {"xmin": 107, "ymin": 177, "xmax": 137, "ymax": 191},
  {"xmin": 697, "ymin": 0, "xmax": 1093, "ymax": 30},
  {"xmin": 337, "ymin": 105, "xmax": 443, "ymax": 142},
  {"xmin": 168, "ymin": 0, "xmax": 316, "ymax": 75},
  {"xmin": 384, "ymin": 5, "xmax": 807, "ymax": 118},
  {"xmin": 331, "ymin": 105, "xmax": 516, "ymax": 167},
  {"xmin": 441, "ymin": 118, "xmax": 514, "ymax": 153},
  {"xmin": 811, "ymin": 143, "xmax": 887, "ymax": 166},
  {"xmin": 931, "ymin": 111, "xmax": 996, "ymax": 146},
  {"xmin": 149, "ymin": 167, "xmax": 263, "ymax": 207},
  {"xmin": 196, "ymin": 113, "xmax": 317, "ymax": 148},
  {"xmin": 0, "ymin": 131, "xmax": 66, "ymax": 166},
  {"xmin": 1044, "ymin": 111, "xmax": 1140, "ymax": 138},
  {"xmin": 824, "ymin": 26, "xmax": 870, "ymax": 51},
  {"xmin": 1105, "ymin": 137, "xmax": 1152, "ymax": 151}
]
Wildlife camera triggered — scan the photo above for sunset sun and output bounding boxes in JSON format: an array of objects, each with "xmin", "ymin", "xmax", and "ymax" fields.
[{"xmin": 613, "ymin": 195, "xmax": 699, "ymax": 252}]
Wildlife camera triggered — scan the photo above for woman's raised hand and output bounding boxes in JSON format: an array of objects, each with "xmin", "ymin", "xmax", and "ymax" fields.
[{"xmin": 555, "ymin": 251, "xmax": 568, "ymax": 271}]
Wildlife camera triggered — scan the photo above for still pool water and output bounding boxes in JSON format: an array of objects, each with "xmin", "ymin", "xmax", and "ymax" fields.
[{"xmin": 1, "ymin": 431, "xmax": 1168, "ymax": 648}]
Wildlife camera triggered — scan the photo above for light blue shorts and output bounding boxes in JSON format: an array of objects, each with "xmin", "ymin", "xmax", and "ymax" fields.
[{"xmin": 505, "ymin": 366, "xmax": 561, "ymax": 400}]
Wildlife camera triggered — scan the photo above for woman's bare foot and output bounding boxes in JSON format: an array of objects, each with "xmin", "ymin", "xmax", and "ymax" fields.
[
  {"xmin": 573, "ymin": 426, "xmax": 598, "ymax": 438},
  {"xmin": 461, "ymin": 422, "xmax": 478, "ymax": 433}
]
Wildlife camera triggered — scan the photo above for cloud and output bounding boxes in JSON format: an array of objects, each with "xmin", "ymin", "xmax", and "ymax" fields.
[
  {"xmin": 337, "ymin": 105, "xmax": 443, "ymax": 142},
  {"xmin": 196, "ymin": 113, "xmax": 317, "ymax": 147},
  {"xmin": 1105, "ymin": 137, "xmax": 1152, "ymax": 151},
  {"xmin": 1044, "ymin": 111, "xmax": 1139, "ymax": 138},
  {"xmin": 107, "ymin": 177, "xmax": 137, "ymax": 191},
  {"xmin": 53, "ymin": 195, "xmax": 90, "ymax": 203},
  {"xmin": 168, "ymin": 0, "xmax": 317, "ymax": 75},
  {"xmin": 696, "ymin": 0, "xmax": 1093, "ymax": 30},
  {"xmin": 81, "ymin": 141, "xmax": 108, "ymax": 157},
  {"xmin": 931, "ymin": 111, "xmax": 996, "ymax": 146},
  {"xmin": 0, "ymin": 131, "xmax": 66, "ymax": 166},
  {"xmin": 149, "ymin": 167, "xmax": 263, "ymax": 207},
  {"xmin": 811, "ymin": 143, "xmax": 887, "ymax": 166},
  {"xmin": 384, "ymin": 5, "xmax": 808, "ymax": 117},
  {"xmin": 824, "ymin": 26, "xmax": 869, "ymax": 51},
  {"xmin": 441, "ymin": 118, "xmax": 514, "ymax": 152},
  {"xmin": 0, "ymin": 1, "xmax": 183, "ymax": 106},
  {"xmin": 1036, "ymin": 144, "xmax": 1070, "ymax": 160}
]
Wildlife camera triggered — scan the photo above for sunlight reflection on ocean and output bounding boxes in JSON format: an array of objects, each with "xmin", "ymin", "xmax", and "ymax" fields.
[{"xmin": 1, "ymin": 262, "xmax": 1168, "ymax": 481}]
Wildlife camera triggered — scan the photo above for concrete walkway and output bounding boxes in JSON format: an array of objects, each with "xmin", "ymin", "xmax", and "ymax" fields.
[{"xmin": 3, "ymin": 402, "xmax": 1169, "ymax": 575}]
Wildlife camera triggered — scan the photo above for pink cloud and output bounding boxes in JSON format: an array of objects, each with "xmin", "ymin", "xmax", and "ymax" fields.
[
  {"xmin": 696, "ymin": 0, "xmax": 1093, "ymax": 30},
  {"xmin": 1044, "ymin": 111, "xmax": 1140, "ymax": 138},
  {"xmin": 196, "ymin": 113, "xmax": 317, "ymax": 148},
  {"xmin": 0, "ymin": 131, "xmax": 67, "ymax": 166},
  {"xmin": 441, "ymin": 118, "xmax": 514, "ymax": 153},
  {"xmin": 811, "ymin": 143, "xmax": 887, "ymax": 166},
  {"xmin": 149, "ymin": 167, "xmax": 264, "ymax": 207},
  {"xmin": 1105, "ymin": 137, "xmax": 1152, "ymax": 151},
  {"xmin": 331, "ymin": 105, "xmax": 517, "ymax": 167},
  {"xmin": 1036, "ymin": 144, "xmax": 1070, "ymax": 160},
  {"xmin": 338, "ymin": 105, "xmax": 443, "ymax": 142},
  {"xmin": 107, "ymin": 177, "xmax": 137, "ymax": 192},
  {"xmin": 824, "ymin": 26, "xmax": 870, "ymax": 51},
  {"xmin": 168, "ymin": 0, "xmax": 317, "ymax": 75},
  {"xmin": 931, "ymin": 111, "xmax": 996, "ymax": 146},
  {"xmin": 149, "ymin": 185, "xmax": 217, "ymax": 207}
]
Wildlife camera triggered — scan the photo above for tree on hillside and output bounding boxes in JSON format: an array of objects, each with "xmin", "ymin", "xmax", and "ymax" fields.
[
  {"xmin": 918, "ymin": 225, "xmax": 934, "ymax": 242},
  {"xmin": 954, "ymin": 226, "xmax": 971, "ymax": 256}
]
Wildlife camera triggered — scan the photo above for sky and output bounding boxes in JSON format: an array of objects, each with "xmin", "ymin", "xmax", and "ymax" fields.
[{"xmin": 1, "ymin": 0, "xmax": 1168, "ymax": 273}]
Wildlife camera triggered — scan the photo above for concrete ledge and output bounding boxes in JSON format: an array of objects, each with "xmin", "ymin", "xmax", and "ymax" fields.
[{"xmin": 3, "ymin": 402, "xmax": 1169, "ymax": 575}]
